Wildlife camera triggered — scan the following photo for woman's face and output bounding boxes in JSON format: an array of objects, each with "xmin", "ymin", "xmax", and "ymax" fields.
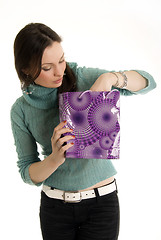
[{"xmin": 34, "ymin": 42, "xmax": 66, "ymax": 88}]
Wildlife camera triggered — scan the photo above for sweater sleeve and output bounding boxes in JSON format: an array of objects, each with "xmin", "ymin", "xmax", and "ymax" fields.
[
  {"xmin": 69, "ymin": 63, "xmax": 157, "ymax": 95},
  {"xmin": 10, "ymin": 99, "xmax": 42, "ymax": 186}
]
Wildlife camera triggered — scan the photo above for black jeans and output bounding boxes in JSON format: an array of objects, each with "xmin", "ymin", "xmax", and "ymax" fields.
[{"xmin": 40, "ymin": 188, "xmax": 120, "ymax": 240}]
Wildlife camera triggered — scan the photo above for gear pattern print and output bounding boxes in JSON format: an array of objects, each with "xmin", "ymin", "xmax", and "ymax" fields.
[{"xmin": 59, "ymin": 90, "xmax": 120, "ymax": 159}]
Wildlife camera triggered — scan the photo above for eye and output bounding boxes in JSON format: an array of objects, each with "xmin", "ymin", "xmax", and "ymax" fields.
[
  {"xmin": 59, "ymin": 59, "xmax": 65, "ymax": 64},
  {"xmin": 41, "ymin": 67, "xmax": 51, "ymax": 71}
]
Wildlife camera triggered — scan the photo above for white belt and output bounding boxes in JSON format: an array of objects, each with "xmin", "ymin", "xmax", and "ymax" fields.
[{"xmin": 42, "ymin": 180, "xmax": 117, "ymax": 203}]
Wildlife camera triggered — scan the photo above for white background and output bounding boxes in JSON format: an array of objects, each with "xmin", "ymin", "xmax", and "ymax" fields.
[{"xmin": 0, "ymin": 0, "xmax": 161, "ymax": 239}]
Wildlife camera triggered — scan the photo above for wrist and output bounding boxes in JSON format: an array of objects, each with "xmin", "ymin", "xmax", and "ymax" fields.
[
  {"xmin": 48, "ymin": 153, "xmax": 59, "ymax": 168},
  {"xmin": 110, "ymin": 71, "xmax": 128, "ymax": 89},
  {"xmin": 49, "ymin": 152, "xmax": 64, "ymax": 167}
]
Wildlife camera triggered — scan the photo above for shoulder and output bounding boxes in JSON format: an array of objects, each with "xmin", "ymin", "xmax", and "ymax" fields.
[
  {"xmin": 10, "ymin": 96, "xmax": 31, "ymax": 134},
  {"xmin": 67, "ymin": 62, "xmax": 78, "ymax": 74},
  {"xmin": 10, "ymin": 96, "xmax": 27, "ymax": 120},
  {"xmin": 67, "ymin": 62, "xmax": 108, "ymax": 75},
  {"xmin": 11, "ymin": 96, "xmax": 24, "ymax": 112}
]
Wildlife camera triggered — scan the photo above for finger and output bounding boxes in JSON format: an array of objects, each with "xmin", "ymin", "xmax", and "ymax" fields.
[
  {"xmin": 60, "ymin": 142, "xmax": 75, "ymax": 153},
  {"xmin": 51, "ymin": 120, "xmax": 70, "ymax": 138},
  {"xmin": 55, "ymin": 141, "xmax": 62, "ymax": 149},
  {"xmin": 52, "ymin": 120, "xmax": 66, "ymax": 137},
  {"xmin": 52, "ymin": 127, "xmax": 73, "ymax": 145},
  {"xmin": 54, "ymin": 120, "xmax": 67, "ymax": 131},
  {"xmin": 57, "ymin": 135, "xmax": 75, "ymax": 147}
]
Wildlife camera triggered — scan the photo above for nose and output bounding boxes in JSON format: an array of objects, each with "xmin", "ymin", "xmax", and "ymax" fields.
[{"xmin": 54, "ymin": 65, "xmax": 62, "ymax": 77}]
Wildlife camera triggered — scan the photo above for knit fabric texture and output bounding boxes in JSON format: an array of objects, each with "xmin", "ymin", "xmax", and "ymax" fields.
[{"xmin": 10, "ymin": 62, "xmax": 156, "ymax": 191}]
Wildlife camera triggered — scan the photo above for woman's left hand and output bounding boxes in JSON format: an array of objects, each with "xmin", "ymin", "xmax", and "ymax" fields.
[{"xmin": 90, "ymin": 73, "xmax": 117, "ymax": 91}]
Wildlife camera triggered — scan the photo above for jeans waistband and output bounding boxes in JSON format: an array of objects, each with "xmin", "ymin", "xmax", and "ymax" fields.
[{"xmin": 42, "ymin": 179, "xmax": 117, "ymax": 203}]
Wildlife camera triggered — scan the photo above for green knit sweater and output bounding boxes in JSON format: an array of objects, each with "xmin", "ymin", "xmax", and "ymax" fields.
[{"xmin": 10, "ymin": 62, "xmax": 156, "ymax": 191}]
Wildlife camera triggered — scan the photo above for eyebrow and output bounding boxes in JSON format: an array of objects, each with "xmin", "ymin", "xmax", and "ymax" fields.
[
  {"xmin": 60, "ymin": 53, "xmax": 64, "ymax": 60},
  {"xmin": 42, "ymin": 53, "xmax": 65, "ymax": 66}
]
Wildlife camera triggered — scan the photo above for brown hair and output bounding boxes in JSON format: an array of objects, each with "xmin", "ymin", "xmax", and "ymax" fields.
[{"xmin": 14, "ymin": 23, "xmax": 77, "ymax": 92}]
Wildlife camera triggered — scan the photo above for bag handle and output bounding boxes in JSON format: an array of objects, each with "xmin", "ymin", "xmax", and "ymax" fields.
[
  {"xmin": 78, "ymin": 89, "xmax": 119, "ymax": 99},
  {"xmin": 78, "ymin": 90, "xmax": 92, "ymax": 99}
]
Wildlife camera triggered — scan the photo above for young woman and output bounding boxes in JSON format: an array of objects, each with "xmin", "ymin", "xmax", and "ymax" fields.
[{"xmin": 11, "ymin": 23, "xmax": 156, "ymax": 240}]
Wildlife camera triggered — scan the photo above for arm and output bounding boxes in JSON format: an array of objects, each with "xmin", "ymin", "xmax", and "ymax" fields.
[
  {"xmin": 119, "ymin": 71, "xmax": 147, "ymax": 92},
  {"xmin": 28, "ymin": 154, "xmax": 59, "ymax": 184},
  {"xmin": 29, "ymin": 121, "xmax": 74, "ymax": 184},
  {"xmin": 90, "ymin": 71, "xmax": 148, "ymax": 92},
  {"xmin": 70, "ymin": 62, "xmax": 156, "ymax": 94},
  {"xmin": 11, "ymin": 101, "xmax": 74, "ymax": 185}
]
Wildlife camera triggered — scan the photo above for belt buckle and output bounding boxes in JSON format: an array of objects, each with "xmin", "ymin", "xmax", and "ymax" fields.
[{"xmin": 63, "ymin": 191, "xmax": 82, "ymax": 203}]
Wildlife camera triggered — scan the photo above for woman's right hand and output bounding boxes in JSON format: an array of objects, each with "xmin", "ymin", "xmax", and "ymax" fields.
[{"xmin": 50, "ymin": 120, "xmax": 75, "ymax": 166}]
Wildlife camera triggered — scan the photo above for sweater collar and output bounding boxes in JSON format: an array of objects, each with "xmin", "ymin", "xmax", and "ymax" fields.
[{"xmin": 23, "ymin": 84, "xmax": 58, "ymax": 109}]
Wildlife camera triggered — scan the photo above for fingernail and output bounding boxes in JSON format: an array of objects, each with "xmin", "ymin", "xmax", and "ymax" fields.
[
  {"xmin": 71, "ymin": 142, "xmax": 74, "ymax": 145},
  {"xmin": 70, "ymin": 128, "xmax": 73, "ymax": 131},
  {"xmin": 63, "ymin": 120, "xmax": 67, "ymax": 124},
  {"xmin": 72, "ymin": 135, "xmax": 75, "ymax": 138}
]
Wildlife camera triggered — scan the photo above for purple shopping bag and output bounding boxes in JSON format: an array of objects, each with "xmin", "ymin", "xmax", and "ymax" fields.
[{"xmin": 59, "ymin": 90, "xmax": 120, "ymax": 159}]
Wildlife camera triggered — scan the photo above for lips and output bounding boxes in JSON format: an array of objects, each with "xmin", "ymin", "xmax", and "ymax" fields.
[{"xmin": 54, "ymin": 77, "xmax": 63, "ymax": 84}]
